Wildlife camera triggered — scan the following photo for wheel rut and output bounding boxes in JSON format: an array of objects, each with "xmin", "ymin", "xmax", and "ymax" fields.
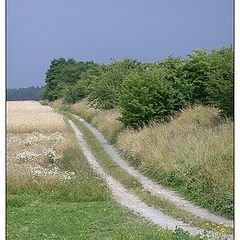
[
  {"xmin": 68, "ymin": 118, "xmax": 233, "ymax": 239},
  {"xmin": 72, "ymin": 114, "xmax": 233, "ymax": 228}
]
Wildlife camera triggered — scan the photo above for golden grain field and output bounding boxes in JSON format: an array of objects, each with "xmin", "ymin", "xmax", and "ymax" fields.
[
  {"xmin": 7, "ymin": 101, "xmax": 67, "ymax": 133},
  {"xmin": 7, "ymin": 101, "xmax": 75, "ymax": 193}
]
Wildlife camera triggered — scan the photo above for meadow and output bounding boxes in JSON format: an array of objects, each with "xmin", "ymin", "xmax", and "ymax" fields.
[
  {"xmin": 7, "ymin": 101, "xmax": 203, "ymax": 240},
  {"xmin": 42, "ymin": 49, "xmax": 233, "ymax": 219},
  {"xmin": 117, "ymin": 105, "xmax": 234, "ymax": 218}
]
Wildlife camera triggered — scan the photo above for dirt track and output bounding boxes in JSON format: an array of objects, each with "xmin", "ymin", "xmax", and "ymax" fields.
[
  {"xmin": 73, "ymin": 114, "xmax": 233, "ymax": 228},
  {"xmin": 68, "ymin": 119, "xmax": 234, "ymax": 239},
  {"xmin": 68, "ymin": 119, "xmax": 205, "ymax": 236}
]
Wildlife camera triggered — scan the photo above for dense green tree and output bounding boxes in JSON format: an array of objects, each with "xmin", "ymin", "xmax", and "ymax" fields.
[
  {"xmin": 43, "ymin": 58, "xmax": 97, "ymax": 101},
  {"xmin": 183, "ymin": 49, "xmax": 211, "ymax": 104},
  {"xmin": 206, "ymin": 47, "xmax": 233, "ymax": 118},
  {"xmin": 42, "ymin": 58, "xmax": 67, "ymax": 101},
  {"xmin": 120, "ymin": 59, "xmax": 193, "ymax": 127},
  {"xmin": 87, "ymin": 59, "xmax": 142, "ymax": 109},
  {"xmin": 42, "ymin": 46, "xmax": 233, "ymax": 126}
]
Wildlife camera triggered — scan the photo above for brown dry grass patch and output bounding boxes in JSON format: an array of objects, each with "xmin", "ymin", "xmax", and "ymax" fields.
[
  {"xmin": 69, "ymin": 100, "xmax": 123, "ymax": 142},
  {"xmin": 117, "ymin": 105, "xmax": 233, "ymax": 210}
]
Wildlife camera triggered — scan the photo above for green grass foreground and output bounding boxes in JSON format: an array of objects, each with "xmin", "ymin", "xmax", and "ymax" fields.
[{"xmin": 8, "ymin": 200, "xmax": 184, "ymax": 240}]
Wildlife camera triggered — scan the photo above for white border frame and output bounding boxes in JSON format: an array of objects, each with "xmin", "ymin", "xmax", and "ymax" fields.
[{"xmin": 0, "ymin": 0, "xmax": 6, "ymax": 239}]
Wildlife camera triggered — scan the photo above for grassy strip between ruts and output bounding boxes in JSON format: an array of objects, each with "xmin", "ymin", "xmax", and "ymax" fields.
[
  {"xmin": 7, "ymin": 117, "xmax": 203, "ymax": 240},
  {"xmin": 64, "ymin": 112, "xmax": 233, "ymax": 235}
]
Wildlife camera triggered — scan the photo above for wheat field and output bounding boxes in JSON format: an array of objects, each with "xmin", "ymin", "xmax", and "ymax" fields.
[
  {"xmin": 7, "ymin": 101, "xmax": 75, "ymax": 193},
  {"xmin": 7, "ymin": 101, "xmax": 67, "ymax": 133}
]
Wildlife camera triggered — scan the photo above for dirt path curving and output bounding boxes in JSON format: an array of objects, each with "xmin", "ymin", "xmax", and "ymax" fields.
[
  {"xmin": 72, "ymin": 114, "xmax": 233, "ymax": 228},
  {"xmin": 68, "ymin": 119, "xmax": 233, "ymax": 239},
  {"xmin": 68, "ymin": 119, "xmax": 205, "ymax": 236}
]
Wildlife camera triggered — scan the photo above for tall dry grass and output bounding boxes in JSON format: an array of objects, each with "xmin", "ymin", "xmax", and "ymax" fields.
[
  {"xmin": 54, "ymin": 99, "xmax": 234, "ymax": 216},
  {"xmin": 69, "ymin": 100, "xmax": 123, "ymax": 142},
  {"xmin": 117, "ymin": 105, "xmax": 234, "ymax": 217},
  {"xmin": 69, "ymin": 100, "xmax": 100, "ymax": 122},
  {"xmin": 91, "ymin": 110, "xmax": 123, "ymax": 143},
  {"xmin": 7, "ymin": 101, "xmax": 67, "ymax": 133}
]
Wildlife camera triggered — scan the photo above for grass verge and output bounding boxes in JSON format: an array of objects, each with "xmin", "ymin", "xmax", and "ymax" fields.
[
  {"xmin": 68, "ymin": 100, "xmax": 123, "ymax": 143},
  {"xmin": 117, "ymin": 106, "xmax": 233, "ymax": 219},
  {"xmin": 7, "ymin": 201, "xmax": 204, "ymax": 240}
]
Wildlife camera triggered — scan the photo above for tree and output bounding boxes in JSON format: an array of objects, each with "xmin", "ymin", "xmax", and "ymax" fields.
[
  {"xmin": 120, "ymin": 58, "xmax": 193, "ymax": 128},
  {"xmin": 43, "ymin": 58, "xmax": 98, "ymax": 102},
  {"xmin": 88, "ymin": 59, "xmax": 142, "ymax": 109},
  {"xmin": 183, "ymin": 49, "xmax": 211, "ymax": 104},
  {"xmin": 206, "ymin": 47, "xmax": 234, "ymax": 118}
]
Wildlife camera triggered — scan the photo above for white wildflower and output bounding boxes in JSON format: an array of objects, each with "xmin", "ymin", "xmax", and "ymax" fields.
[
  {"xmin": 29, "ymin": 164, "xmax": 75, "ymax": 180},
  {"xmin": 50, "ymin": 132, "xmax": 64, "ymax": 143},
  {"xmin": 16, "ymin": 151, "xmax": 40, "ymax": 161},
  {"xmin": 43, "ymin": 148, "xmax": 59, "ymax": 163},
  {"xmin": 25, "ymin": 132, "xmax": 48, "ymax": 146}
]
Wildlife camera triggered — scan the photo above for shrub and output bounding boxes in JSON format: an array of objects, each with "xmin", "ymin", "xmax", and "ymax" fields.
[
  {"xmin": 183, "ymin": 47, "xmax": 234, "ymax": 118},
  {"xmin": 88, "ymin": 59, "xmax": 142, "ymax": 109},
  {"xmin": 206, "ymin": 47, "xmax": 234, "ymax": 118},
  {"xmin": 42, "ymin": 46, "xmax": 233, "ymax": 120},
  {"xmin": 183, "ymin": 49, "xmax": 211, "ymax": 104},
  {"xmin": 120, "ymin": 61, "xmax": 193, "ymax": 128}
]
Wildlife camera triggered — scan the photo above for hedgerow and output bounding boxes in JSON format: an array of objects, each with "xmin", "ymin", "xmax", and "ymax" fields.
[
  {"xmin": 43, "ymin": 46, "xmax": 233, "ymax": 127},
  {"xmin": 119, "ymin": 58, "xmax": 193, "ymax": 127}
]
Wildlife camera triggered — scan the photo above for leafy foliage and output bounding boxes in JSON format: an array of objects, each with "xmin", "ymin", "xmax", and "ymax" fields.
[
  {"xmin": 183, "ymin": 47, "xmax": 233, "ymax": 119},
  {"xmin": 119, "ymin": 58, "xmax": 193, "ymax": 127},
  {"xmin": 87, "ymin": 59, "xmax": 142, "ymax": 109},
  {"xmin": 206, "ymin": 47, "xmax": 234, "ymax": 118},
  {"xmin": 183, "ymin": 49, "xmax": 211, "ymax": 104},
  {"xmin": 43, "ymin": 58, "xmax": 97, "ymax": 102},
  {"xmin": 42, "ymin": 46, "xmax": 233, "ymax": 127}
]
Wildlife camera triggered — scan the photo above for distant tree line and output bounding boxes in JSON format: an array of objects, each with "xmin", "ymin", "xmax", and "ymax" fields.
[
  {"xmin": 42, "ymin": 47, "xmax": 233, "ymax": 128},
  {"xmin": 7, "ymin": 86, "xmax": 43, "ymax": 101}
]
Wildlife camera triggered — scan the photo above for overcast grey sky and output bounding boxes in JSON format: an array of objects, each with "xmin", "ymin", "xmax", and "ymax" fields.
[{"xmin": 7, "ymin": 0, "xmax": 233, "ymax": 88}]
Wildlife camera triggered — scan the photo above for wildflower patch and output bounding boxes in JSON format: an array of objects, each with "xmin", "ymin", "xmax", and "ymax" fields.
[{"xmin": 16, "ymin": 151, "xmax": 40, "ymax": 162}]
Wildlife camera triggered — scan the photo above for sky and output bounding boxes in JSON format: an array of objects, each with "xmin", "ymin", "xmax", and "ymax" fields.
[{"xmin": 7, "ymin": 0, "xmax": 233, "ymax": 89}]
